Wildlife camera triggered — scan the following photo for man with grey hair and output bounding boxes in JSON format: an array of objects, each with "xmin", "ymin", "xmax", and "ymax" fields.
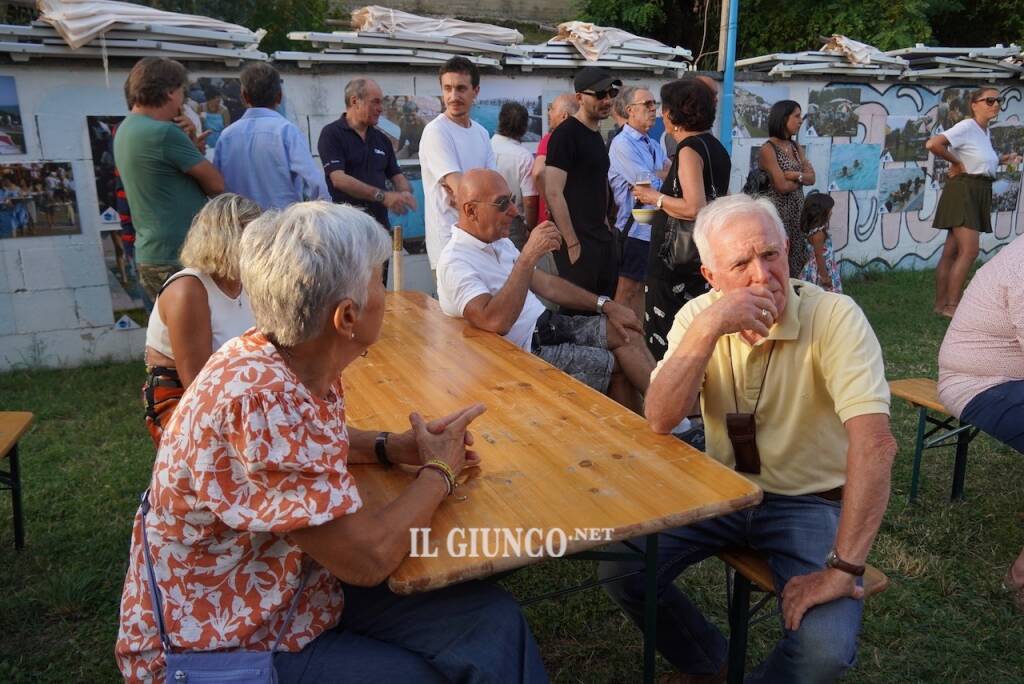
[
  {"xmin": 608, "ymin": 85, "xmax": 669, "ymax": 319},
  {"xmin": 317, "ymin": 77, "xmax": 416, "ymax": 231},
  {"xmin": 214, "ymin": 62, "xmax": 328, "ymax": 210},
  {"xmin": 600, "ymin": 194, "xmax": 897, "ymax": 682}
]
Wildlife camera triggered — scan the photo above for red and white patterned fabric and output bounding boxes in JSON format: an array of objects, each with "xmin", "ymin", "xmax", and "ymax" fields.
[{"xmin": 116, "ymin": 329, "xmax": 361, "ymax": 682}]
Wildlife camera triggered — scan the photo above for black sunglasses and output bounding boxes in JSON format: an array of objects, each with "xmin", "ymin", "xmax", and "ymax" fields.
[
  {"xmin": 974, "ymin": 96, "xmax": 1004, "ymax": 106},
  {"xmin": 472, "ymin": 194, "xmax": 515, "ymax": 212},
  {"xmin": 582, "ymin": 87, "xmax": 620, "ymax": 101}
]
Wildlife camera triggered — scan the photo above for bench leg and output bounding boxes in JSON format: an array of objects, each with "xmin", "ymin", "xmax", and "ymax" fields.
[
  {"xmin": 642, "ymin": 534, "xmax": 658, "ymax": 684},
  {"xmin": 726, "ymin": 570, "xmax": 751, "ymax": 684},
  {"xmin": 950, "ymin": 421, "xmax": 970, "ymax": 501},
  {"xmin": 9, "ymin": 443, "xmax": 24, "ymax": 549},
  {"xmin": 909, "ymin": 407, "xmax": 927, "ymax": 503}
]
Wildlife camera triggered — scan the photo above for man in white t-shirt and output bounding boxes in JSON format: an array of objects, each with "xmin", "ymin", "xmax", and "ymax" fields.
[
  {"xmin": 491, "ymin": 101, "xmax": 538, "ymax": 250},
  {"xmin": 420, "ymin": 56, "xmax": 497, "ymax": 270},
  {"xmin": 437, "ymin": 169, "xmax": 655, "ymax": 408}
]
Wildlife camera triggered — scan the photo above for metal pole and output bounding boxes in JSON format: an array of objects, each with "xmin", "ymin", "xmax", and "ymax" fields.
[
  {"xmin": 719, "ymin": 0, "xmax": 740, "ymax": 156},
  {"xmin": 717, "ymin": 0, "xmax": 731, "ymax": 71}
]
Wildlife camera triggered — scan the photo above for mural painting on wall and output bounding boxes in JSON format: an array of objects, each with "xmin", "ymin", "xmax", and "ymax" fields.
[
  {"xmin": 883, "ymin": 113, "xmax": 935, "ymax": 162},
  {"xmin": 0, "ymin": 161, "xmax": 79, "ymax": 239},
  {"xmin": 937, "ymin": 87, "xmax": 976, "ymax": 131},
  {"xmin": 733, "ymin": 84, "xmax": 790, "ymax": 137},
  {"xmin": 993, "ymin": 169, "xmax": 1021, "ymax": 213},
  {"xmin": 806, "ymin": 86, "xmax": 861, "ymax": 137},
  {"xmin": 0, "ymin": 76, "xmax": 24, "ymax": 154},
  {"xmin": 87, "ymin": 115, "xmax": 124, "ymax": 224},
  {"xmin": 474, "ymin": 96, "xmax": 544, "ymax": 142},
  {"xmin": 828, "ymin": 143, "xmax": 881, "ymax": 191},
  {"xmin": 386, "ymin": 165, "xmax": 426, "ymax": 251},
  {"xmin": 878, "ymin": 166, "xmax": 927, "ymax": 213},
  {"xmin": 187, "ymin": 77, "xmax": 244, "ymax": 152},
  {"xmin": 379, "ymin": 95, "xmax": 442, "ymax": 161},
  {"xmin": 726, "ymin": 80, "xmax": 1024, "ymax": 271}
]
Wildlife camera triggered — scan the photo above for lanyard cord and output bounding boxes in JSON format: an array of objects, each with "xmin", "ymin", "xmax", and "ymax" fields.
[{"xmin": 727, "ymin": 337, "xmax": 776, "ymax": 415}]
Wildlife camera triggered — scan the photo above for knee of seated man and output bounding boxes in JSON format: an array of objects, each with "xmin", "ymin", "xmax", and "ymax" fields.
[
  {"xmin": 460, "ymin": 580, "xmax": 527, "ymax": 631},
  {"xmin": 786, "ymin": 603, "xmax": 860, "ymax": 677}
]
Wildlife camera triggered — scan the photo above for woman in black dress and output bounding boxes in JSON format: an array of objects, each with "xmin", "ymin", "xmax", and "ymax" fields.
[
  {"xmin": 759, "ymin": 100, "xmax": 816, "ymax": 276},
  {"xmin": 632, "ymin": 79, "xmax": 731, "ymax": 360}
]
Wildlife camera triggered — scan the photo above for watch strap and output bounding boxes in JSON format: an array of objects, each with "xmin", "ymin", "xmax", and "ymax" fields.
[
  {"xmin": 374, "ymin": 431, "xmax": 391, "ymax": 467},
  {"xmin": 827, "ymin": 549, "xmax": 865, "ymax": 576}
]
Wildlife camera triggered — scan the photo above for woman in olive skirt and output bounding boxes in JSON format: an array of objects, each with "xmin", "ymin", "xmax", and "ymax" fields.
[{"xmin": 926, "ymin": 86, "xmax": 1022, "ymax": 317}]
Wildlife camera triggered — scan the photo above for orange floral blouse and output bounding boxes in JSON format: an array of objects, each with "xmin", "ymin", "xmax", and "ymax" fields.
[{"xmin": 116, "ymin": 330, "xmax": 362, "ymax": 682}]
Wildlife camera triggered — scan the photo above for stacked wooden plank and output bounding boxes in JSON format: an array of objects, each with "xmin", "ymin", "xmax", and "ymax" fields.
[
  {"xmin": 278, "ymin": 31, "xmax": 691, "ymax": 74},
  {"xmin": 736, "ymin": 50, "xmax": 907, "ymax": 79},
  {"xmin": 0, "ymin": 20, "xmax": 266, "ymax": 65},
  {"xmin": 886, "ymin": 44, "xmax": 1022, "ymax": 81}
]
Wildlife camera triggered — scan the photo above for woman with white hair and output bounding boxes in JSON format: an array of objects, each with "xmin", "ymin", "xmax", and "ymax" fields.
[
  {"xmin": 142, "ymin": 193, "xmax": 260, "ymax": 445},
  {"xmin": 117, "ymin": 202, "xmax": 547, "ymax": 683}
]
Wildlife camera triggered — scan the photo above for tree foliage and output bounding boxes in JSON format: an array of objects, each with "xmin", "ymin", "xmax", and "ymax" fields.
[{"xmin": 577, "ymin": 0, "xmax": 1024, "ymax": 68}]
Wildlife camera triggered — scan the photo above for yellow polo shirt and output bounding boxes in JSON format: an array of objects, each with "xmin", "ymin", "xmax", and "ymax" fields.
[{"xmin": 653, "ymin": 280, "xmax": 890, "ymax": 496}]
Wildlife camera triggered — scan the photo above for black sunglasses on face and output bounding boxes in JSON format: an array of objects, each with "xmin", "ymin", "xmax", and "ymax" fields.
[
  {"xmin": 975, "ymin": 96, "xmax": 1004, "ymax": 106},
  {"xmin": 472, "ymin": 194, "xmax": 515, "ymax": 212},
  {"xmin": 582, "ymin": 87, "xmax": 620, "ymax": 101}
]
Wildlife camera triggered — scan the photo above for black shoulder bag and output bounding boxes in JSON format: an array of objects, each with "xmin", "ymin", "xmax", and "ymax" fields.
[{"xmin": 657, "ymin": 135, "xmax": 718, "ymax": 269}]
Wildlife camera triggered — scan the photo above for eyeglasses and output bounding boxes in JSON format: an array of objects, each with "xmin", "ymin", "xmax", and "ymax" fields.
[
  {"xmin": 471, "ymin": 194, "xmax": 515, "ymax": 212},
  {"xmin": 582, "ymin": 87, "xmax": 620, "ymax": 101},
  {"xmin": 974, "ymin": 96, "xmax": 1004, "ymax": 106},
  {"xmin": 627, "ymin": 100, "xmax": 660, "ymax": 110}
]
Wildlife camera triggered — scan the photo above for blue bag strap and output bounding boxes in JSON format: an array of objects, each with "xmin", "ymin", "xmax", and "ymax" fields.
[{"xmin": 138, "ymin": 488, "xmax": 313, "ymax": 655}]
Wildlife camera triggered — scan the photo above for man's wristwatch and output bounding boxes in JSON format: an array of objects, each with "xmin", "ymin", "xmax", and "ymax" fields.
[
  {"xmin": 374, "ymin": 431, "xmax": 392, "ymax": 467},
  {"xmin": 825, "ymin": 548, "xmax": 865, "ymax": 576},
  {"xmin": 373, "ymin": 189, "xmax": 385, "ymax": 203},
  {"xmin": 596, "ymin": 295, "xmax": 610, "ymax": 314},
  {"xmin": 656, "ymin": 194, "xmax": 665, "ymax": 210}
]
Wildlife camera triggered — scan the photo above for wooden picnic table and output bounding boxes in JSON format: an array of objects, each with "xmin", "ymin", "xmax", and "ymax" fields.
[{"xmin": 342, "ymin": 291, "xmax": 762, "ymax": 593}]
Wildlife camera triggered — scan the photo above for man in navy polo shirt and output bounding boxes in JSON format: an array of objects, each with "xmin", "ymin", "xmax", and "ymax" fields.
[{"xmin": 317, "ymin": 77, "xmax": 416, "ymax": 231}]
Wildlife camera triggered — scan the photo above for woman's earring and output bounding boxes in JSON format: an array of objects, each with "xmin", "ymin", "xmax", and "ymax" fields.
[{"xmin": 351, "ymin": 333, "xmax": 356, "ymax": 339}]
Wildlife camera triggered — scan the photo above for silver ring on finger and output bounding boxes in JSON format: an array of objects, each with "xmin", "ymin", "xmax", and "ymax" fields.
[{"xmin": 761, "ymin": 308, "xmax": 770, "ymax": 321}]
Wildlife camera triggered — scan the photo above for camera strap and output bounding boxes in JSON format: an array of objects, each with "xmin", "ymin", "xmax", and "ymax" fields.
[{"xmin": 727, "ymin": 338, "xmax": 776, "ymax": 415}]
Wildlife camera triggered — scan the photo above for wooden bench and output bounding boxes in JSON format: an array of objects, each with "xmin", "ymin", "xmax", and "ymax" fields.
[
  {"xmin": 889, "ymin": 378, "xmax": 980, "ymax": 502},
  {"xmin": 719, "ymin": 549, "xmax": 889, "ymax": 684},
  {"xmin": 0, "ymin": 411, "xmax": 32, "ymax": 549}
]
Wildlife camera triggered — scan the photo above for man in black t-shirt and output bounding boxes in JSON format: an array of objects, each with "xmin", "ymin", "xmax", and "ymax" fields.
[{"xmin": 544, "ymin": 67, "xmax": 622, "ymax": 313}]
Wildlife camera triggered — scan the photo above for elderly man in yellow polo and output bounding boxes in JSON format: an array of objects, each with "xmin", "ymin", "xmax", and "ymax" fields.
[{"xmin": 600, "ymin": 193, "xmax": 897, "ymax": 683}]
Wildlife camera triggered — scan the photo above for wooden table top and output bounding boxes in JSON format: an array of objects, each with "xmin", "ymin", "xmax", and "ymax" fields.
[
  {"xmin": 342, "ymin": 292, "xmax": 762, "ymax": 594},
  {"xmin": 0, "ymin": 411, "xmax": 33, "ymax": 459}
]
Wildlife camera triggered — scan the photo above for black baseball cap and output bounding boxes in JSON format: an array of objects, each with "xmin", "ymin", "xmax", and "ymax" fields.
[{"xmin": 574, "ymin": 66, "xmax": 622, "ymax": 93}]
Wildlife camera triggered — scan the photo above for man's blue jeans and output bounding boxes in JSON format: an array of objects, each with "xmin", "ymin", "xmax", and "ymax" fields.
[
  {"xmin": 599, "ymin": 493, "xmax": 862, "ymax": 683},
  {"xmin": 274, "ymin": 579, "xmax": 548, "ymax": 683}
]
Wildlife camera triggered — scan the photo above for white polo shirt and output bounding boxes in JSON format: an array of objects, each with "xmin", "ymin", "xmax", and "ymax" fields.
[{"xmin": 437, "ymin": 224, "xmax": 547, "ymax": 352}]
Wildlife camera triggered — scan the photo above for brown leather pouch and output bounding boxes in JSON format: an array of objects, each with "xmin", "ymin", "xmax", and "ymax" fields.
[{"xmin": 726, "ymin": 412, "xmax": 761, "ymax": 475}]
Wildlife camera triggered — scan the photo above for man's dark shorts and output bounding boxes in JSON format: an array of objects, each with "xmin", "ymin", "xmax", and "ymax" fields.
[
  {"xmin": 552, "ymin": 233, "xmax": 618, "ymax": 313},
  {"xmin": 532, "ymin": 310, "xmax": 614, "ymax": 393},
  {"xmin": 619, "ymin": 236, "xmax": 651, "ymax": 282}
]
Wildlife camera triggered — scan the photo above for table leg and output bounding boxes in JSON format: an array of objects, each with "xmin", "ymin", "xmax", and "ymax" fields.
[
  {"xmin": 726, "ymin": 571, "xmax": 751, "ymax": 684},
  {"xmin": 9, "ymin": 443, "xmax": 24, "ymax": 549},
  {"xmin": 951, "ymin": 421, "xmax": 970, "ymax": 501},
  {"xmin": 909, "ymin": 407, "xmax": 927, "ymax": 503},
  {"xmin": 643, "ymin": 534, "xmax": 659, "ymax": 684}
]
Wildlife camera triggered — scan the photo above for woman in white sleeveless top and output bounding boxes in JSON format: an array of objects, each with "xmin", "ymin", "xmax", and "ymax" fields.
[{"xmin": 143, "ymin": 193, "xmax": 261, "ymax": 445}]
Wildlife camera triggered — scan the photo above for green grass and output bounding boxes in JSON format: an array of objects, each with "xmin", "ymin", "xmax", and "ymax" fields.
[{"xmin": 1, "ymin": 269, "xmax": 1022, "ymax": 682}]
